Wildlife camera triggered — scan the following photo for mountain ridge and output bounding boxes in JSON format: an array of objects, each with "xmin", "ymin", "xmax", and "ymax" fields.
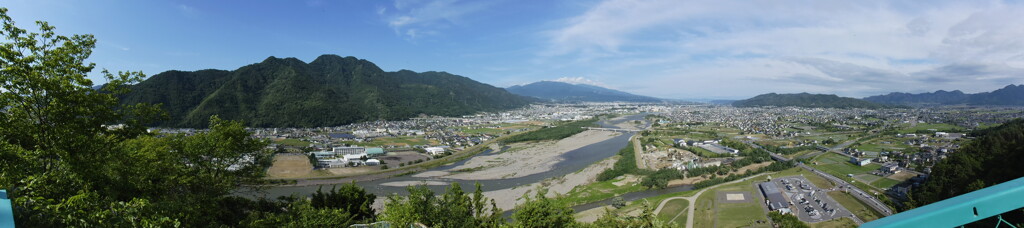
[
  {"xmin": 119, "ymin": 54, "xmax": 534, "ymax": 128},
  {"xmin": 864, "ymin": 84, "xmax": 1024, "ymax": 106},
  {"xmin": 733, "ymin": 93, "xmax": 885, "ymax": 108},
  {"xmin": 505, "ymin": 81, "xmax": 663, "ymax": 102}
]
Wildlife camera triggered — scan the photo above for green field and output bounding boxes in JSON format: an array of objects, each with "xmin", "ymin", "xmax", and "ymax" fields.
[
  {"xmin": 351, "ymin": 136, "xmax": 435, "ymax": 147},
  {"xmin": 275, "ymin": 138, "xmax": 311, "ymax": 147},
  {"xmin": 854, "ymin": 143, "xmax": 905, "ymax": 152},
  {"xmin": 783, "ymin": 150, "xmax": 818, "ymax": 159},
  {"xmin": 828, "ymin": 191, "xmax": 884, "ymax": 222},
  {"xmin": 718, "ymin": 202, "xmax": 770, "ymax": 228},
  {"xmin": 655, "ymin": 199, "xmax": 689, "ymax": 225},
  {"xmin": 693, "ymin": 174, "xmax": 771, "ymax": 228},
  {"xmin": 898, "ymin": 123, "xmax": 964, "ymax": 133},
  {"xmin": 854, "ymin": 174, "xmax": 882, "ymax": 184},
  {"xmin": 871, "ymin": 178, "xmax": 903, "ymax": 189},
  {"xmin": 813, "ymin": 153, "xmax": 882, "ymax": 177}
]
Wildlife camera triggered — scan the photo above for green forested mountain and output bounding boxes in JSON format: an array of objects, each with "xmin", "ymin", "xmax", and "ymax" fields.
[
  {"xmin": 505, "ymin": 81, "xmax": 664, "ymax": 102},
  {"xmin": 732, "ymin": 93, "xmax": 885, "ymax": 108},
  {"xmin": 120, "ymin": 55, "xmax": 533, "ymax": 127},
  {"xmin": 864, "ymin": 84, "xmax": 1024, "ymax": 106}
]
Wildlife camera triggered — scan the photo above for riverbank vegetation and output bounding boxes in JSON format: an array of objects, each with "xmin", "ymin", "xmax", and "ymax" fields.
[
  {"xmin": 500, "ymin": 118, "xmax": 598, "ymax": 143},
  {"xmin": 597, "ymin": 141, "xmax": 643, "ymax": 181}
]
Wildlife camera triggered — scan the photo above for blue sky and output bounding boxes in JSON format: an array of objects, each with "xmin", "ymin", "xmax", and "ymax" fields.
[{"xmin": 6, "ymin": 0, "xmax": 1024, "ymax": 99}]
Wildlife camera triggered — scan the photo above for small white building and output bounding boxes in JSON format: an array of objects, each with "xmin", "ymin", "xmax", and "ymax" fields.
[
  {"xmin": 364, "ymin": 159, "xmax": 380, "ymax": 166},
  {"xmin": 343, "ymin": 154, "xmax": 366, "ymax": 164},
  {"xmin": 850, "ymin": 157, "xmax": 872, "ymax": 166},
  {"xmin": 318, "ymin": 158, "xmax": 345, "ymax": 168},
  {"xmin": 425, "ymin": 147, "xmax": 446, "ymax": 156}
]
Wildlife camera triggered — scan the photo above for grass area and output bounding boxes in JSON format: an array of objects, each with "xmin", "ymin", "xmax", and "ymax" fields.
[
  {"xmin": 557, "ymin": 172, "xmax": 648, "ymax": 207},
  {"xmin": 783, "ymin": 150, "xmax": 817, "ymax": 159},
  {"xmin": 718, "ymin": 202, "xmax": 771, "ymax": 228},
  {"xmin": 351, "ymin": 136, "xmax": 436, "ymax": 147},
  {"xmin": 886, "ymin": 172, "xmax": 918, "ymax": 182},
  {"xmin": 275, "ymin": 138, "xmax": 312, "ymax": 147},
  {"xmin": 813, "ymin": 153, "xmax": 882, "ymax": 176},
  {"xmin": 655, "ymin": 199, "xmax": 689, "ymax": 225},
  {"xmin": 870, "ymin": 178, "xmax": 903, "ymax": 189},
  {"xmin": 688, "ymin": 146, "xmax": 731, "ymax": 158},
  {"xmin": 828, "ymin": 191, "xmax": 884, "ymax": 222},
  {"xmin": 810, "ymin": 217, "xmax": 858, "ymax": 228},
  {"xmin": 693, "ymin": 173, "xmax": 771, "ymax": 228},
  {"xmin": 854, "ymin": 174, "xmax": 882, "ymax": 184},
  {"xmin": 898, "ymin": 122, "xmax": 964, "ymax": 133},
  {"xmin": 459, "ymin": 127, "xmax": 506, "ymax": 135}
]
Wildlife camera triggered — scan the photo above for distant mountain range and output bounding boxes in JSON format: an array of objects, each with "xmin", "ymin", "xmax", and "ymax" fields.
[
  {"xmin": 119, "ymin": 55, "xmax": 533, "ymax": 128},
  {"xmin": 864, "ymin": 84, "xmax": 1024, "ymax": 106},
  {"xmin": 733, "ymin": 93, "xmax": 885, "ymax": 108},
  {"xmin": 505, "ymin": 81, "xmax": 663, "ymax": 102}
]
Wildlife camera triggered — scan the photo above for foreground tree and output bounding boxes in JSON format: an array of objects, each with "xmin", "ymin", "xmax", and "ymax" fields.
[
  {"xmin": 310, "ymin": 182, "xmax": 377, "ymax": 223},
  {"xmin": 381, "ymin": 182, "xmax": 503, "ymax": 227},
  {"xmin": 511, "ymin": 190, "xmax": 577, "ymax": 228},
  {"xmin": 0, "ymin": 8, "xmax": 270, "ymax": 226},
  {"xmin": 588, "ymin": 201, "xmax": 672, "ymax": 228}
]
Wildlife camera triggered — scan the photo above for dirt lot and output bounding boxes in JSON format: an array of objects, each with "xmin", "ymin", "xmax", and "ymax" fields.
[
  {"xmin": 266, "ymin": 153, "xmax": 312, "ymax": 178},
  {"xmin": 376, "ymin": 151, "xmax": 432, "ymax": 167}
]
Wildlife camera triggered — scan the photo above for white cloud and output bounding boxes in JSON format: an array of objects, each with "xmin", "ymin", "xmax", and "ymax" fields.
[
  {"xmin": 381, "ymin": 0, "xmax": 491, "ymax": 39},
  {"xmin": 542, "ymin": 0, "xmax": 1024, "ymax": 98}
]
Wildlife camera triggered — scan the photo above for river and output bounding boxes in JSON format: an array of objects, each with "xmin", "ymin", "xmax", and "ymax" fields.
[{"xmin": 253, "ymin": 114, "xmax": 686, "ymax": 207}]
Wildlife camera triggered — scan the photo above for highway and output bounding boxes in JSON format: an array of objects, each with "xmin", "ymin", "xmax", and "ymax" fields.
[{"xmin": 796, "ymin": 163, "xmax": 894, "ymax": 216}]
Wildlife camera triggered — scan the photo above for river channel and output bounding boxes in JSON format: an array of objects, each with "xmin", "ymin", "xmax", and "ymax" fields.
[{"xmin": 255, "ymin": 114, "xmax": 691, "ymax": 207}]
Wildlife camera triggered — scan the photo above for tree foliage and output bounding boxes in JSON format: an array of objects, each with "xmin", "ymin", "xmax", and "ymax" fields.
[
  {"xmin": 587, "ymin": 201, "xmax": 673, "ymax": 228},
  {"xmin": 909, "ymin": 119, "xmax": 1024, "ymax": 224},
  {"xmin": 640, "ymin": 168, "xmax": 684, "ymax": 189},
  {"xmin": 512, "ymin": 190, "xmax": 577, "ymax": 228},
  {"xmin": 501, "ymin": 118, "xmax": 597, "ymax": 143},
  {"xmin": 0, "ymin": 8, "xmax": 272, "ymax": 226},
  {"xmin": 597, "ymin": 141, "xmax": 642, "ymax": 181},
  {"xmin": 310, "ymin": 182, "xmax": 376, "ymax": 223},
  {"xmin": 381, "ymin": 182, "xmax": 503, "ymax": 228},
  {"xmin": 768, "ymin": 211, "xmax": 809, "ymax": 228}
]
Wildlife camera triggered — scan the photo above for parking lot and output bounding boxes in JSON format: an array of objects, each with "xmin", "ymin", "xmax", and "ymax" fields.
[{"xmin": 772, "ymin": 175, "xmax": 854, "ymax": 223}]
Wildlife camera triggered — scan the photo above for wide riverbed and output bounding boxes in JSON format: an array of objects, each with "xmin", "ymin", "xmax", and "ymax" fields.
[{"xmin": 253, "ymin": 114, "xmax": 648, "ymax": 199}]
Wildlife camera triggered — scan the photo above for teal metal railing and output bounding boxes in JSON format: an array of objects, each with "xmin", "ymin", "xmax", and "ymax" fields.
[
  {"xmin": 1, "ymin": 189, "xmax": 14, "ymax": 228},
  {"xmin": 861, "ymin": 177, "xmax": 1024, "ymax": 228}
]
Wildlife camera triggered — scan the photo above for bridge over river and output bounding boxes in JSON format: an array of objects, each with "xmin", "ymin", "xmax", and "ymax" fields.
[{"xmin": 582, "ymin": 127, "xmax": 641, "ymax": 133}]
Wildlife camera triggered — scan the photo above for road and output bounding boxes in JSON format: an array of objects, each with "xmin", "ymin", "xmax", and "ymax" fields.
[
  {"xmin": 796, "ymin": 163, "xmax": 894, "ymax": 216},
  {"xmin": 751, "ymin": 139, "xmax": 894, "ymax": 217}
]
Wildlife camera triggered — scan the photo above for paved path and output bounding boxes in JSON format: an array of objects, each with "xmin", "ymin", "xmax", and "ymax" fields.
[{"xmin": 653, "ymin": 173, "xmax": 771, "ymax": 228}]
